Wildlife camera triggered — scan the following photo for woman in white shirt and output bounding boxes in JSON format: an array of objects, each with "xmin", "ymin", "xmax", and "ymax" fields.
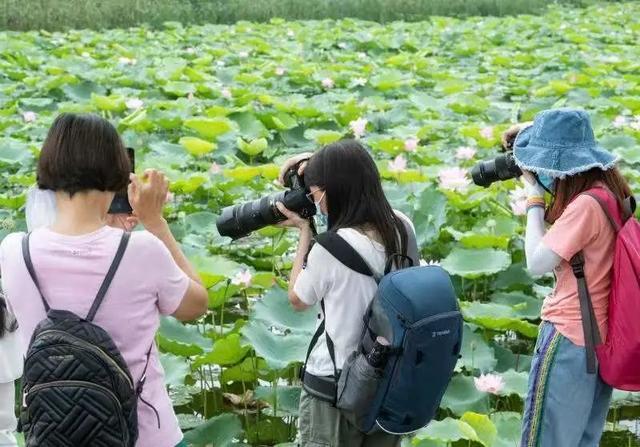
[
  {"xmin": 276, "ymin": 140, "xmax": 418, "ymax": 447},
  {"xmin": 0, "ymin": 296, "xmax": 21, "ymax": 447}
]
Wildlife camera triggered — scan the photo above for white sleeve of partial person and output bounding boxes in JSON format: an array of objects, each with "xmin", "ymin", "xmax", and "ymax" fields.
[{"xmin": 525, "ymin": 206, "xmax": 562, "ymax": 277}]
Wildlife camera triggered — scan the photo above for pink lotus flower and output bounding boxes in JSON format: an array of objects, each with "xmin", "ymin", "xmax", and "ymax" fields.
[
  {"xmin": 165, "ymin": 191, "xmax": 174, "ymax": 203},
  {"xmin": 455, "ymin": 146, "xmax": 477, "ymax": 160},
  {"xmin": 474, "ymin": 373, "xmax": 505, "ymax": 395},
  {"xmin": 350, "ymin": 118, "xmax": 368, "ymax": 138},
  {"xmin": 22, "ymin": 111, "xmax": 37, "ymax": 123},
  {"xmin": 210, "ymin": 162, "xmax": 222, "ymax": 174},
  {"xmin": 125, "ymin": 98, "xmax": 144, "ymax": 110},
  {"xmin": 321, "ymin": 78, "xmax": 335, "ymax": 89},
  {"xmin": 221, "ymin": 88, "xmax": 232, "ymax": 99},
  {"xmin": 232, "ymin": 269, "xmax": 253, "ymax": 288},
  {"xmin": 509, "ymin": 187, "xmax": 528, "ymax": 216},
  {"xmin": 480, "ymin": 126, "xmax": 494, "ymax": 140},
  {"xmin": 404, "ymin": 137, "xmax": 419, "ymax": 152},
  {"xmin": 613, "ymin": 115, "xmax": 627, "ymax": 128},
  {"xmin": 275, "ymin": 67, "xmax": 286, "ymax": 76},
  {"xmin": 388, "ymin": 155, "xmax": 407, "ymax": 173},
  {"xmin": 438, "ymin": 167, "xmax": 471, "ymax": 192}
]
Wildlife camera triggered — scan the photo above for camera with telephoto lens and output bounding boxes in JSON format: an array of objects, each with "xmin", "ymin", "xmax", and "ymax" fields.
[
  {"xmin": 471, "ymin": 153, "xmax": 523, "ymax": 187},
  {"xmin": 216, "ymin": 166, "xmax": 316, "ymax": 239}
]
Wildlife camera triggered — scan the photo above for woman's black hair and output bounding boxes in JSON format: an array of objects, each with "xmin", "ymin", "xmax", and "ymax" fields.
[
  {"xmin": 37, "ymin": 113, "xmax": 131, "ymax": 196},
  {"xmin": 304, "ymin": 139, "xmax": 408, "ymax": 259},
  {"xmin": 0, "ymin": 295, "xmax": 18, "ymax": 338}
]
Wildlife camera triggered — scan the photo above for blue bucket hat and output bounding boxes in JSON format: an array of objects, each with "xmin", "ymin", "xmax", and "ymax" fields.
[{"xmin": 513, "ymin": 108, "xmax": 618, "ymax": 179}]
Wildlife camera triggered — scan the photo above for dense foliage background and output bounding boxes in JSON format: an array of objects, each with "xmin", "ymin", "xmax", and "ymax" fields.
[
  {"xmin": 1, "ymin": 1, "xmax": 640, "ymax": 445},
  {"xmin": 0, "ymin": 0, "xmax": 624, "ymax": 31}
]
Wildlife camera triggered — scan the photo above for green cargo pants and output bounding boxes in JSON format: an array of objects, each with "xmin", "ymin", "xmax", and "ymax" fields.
[{"xmin": 298, "ymin": 390, "xmax": 401, "ymax": 447}]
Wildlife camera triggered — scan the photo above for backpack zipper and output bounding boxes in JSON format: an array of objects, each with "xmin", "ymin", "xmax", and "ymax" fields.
[
  {"xmin": 26, "ymin": 380, "xmax": 129, "ymax": 440},
  {"xmin": 32, "ymin": 329, "xmax": 134, "ymax": 389}
]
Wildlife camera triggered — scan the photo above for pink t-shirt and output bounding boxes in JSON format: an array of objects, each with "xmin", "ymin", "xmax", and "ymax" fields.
[
  {"xmin": 0, "ymin": 226, "xmax": 190, "ymax": 447},
  {"xmin": 542, "ymin": 194, "xmax": 616, "ymax": 346}
]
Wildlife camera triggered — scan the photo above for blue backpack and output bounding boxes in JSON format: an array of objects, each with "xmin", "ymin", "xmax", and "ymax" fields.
[{"xmin": 301, "ymin": 232, "xmax": 462, "ymax": 435}]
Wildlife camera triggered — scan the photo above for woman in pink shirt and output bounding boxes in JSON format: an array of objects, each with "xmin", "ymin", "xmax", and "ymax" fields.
[
  {"xmin": 506, "ymin": 109, "xmax": 633, "ymax": 447},
  {"xmin": 0, "ymin": 113, "xmax": 208, "ymax": 447}
]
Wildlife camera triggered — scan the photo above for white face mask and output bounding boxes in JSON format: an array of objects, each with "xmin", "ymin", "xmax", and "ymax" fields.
[{"xmin": 314, "ymin": 191, "xmax": 328, "ymax": 229}]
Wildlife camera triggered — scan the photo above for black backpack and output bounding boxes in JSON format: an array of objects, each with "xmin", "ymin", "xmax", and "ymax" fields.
[{"xmin": 19, "ymin": 231, "xmax": 154, "ymax": 447}]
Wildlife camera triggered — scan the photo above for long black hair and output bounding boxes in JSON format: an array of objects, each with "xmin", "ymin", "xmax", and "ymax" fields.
[
  {"xmin": 304, "ymin": 139, "xmax": 408, "ymax": 259},
  {"xmin": 0, "ymin": 294, "xmax": 17, "ymax": 338}
]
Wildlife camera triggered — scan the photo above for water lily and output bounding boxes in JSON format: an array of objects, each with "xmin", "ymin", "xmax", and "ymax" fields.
[
  {"xmin": 275, "ymin": 67, "xmax": 286, "ymax": 76},
  {"xmin": 187, "ymin": 92, "xmax": 195, "ymax": 100},
  {"xmin": 165, "ymin": 191, "xmax": 174, "ymax": 203},
  {"xmin": 221, "ymin": 88, "xmax": 232, "ymax": 99},
  {"xmin": 404, "ymin": 137, "xmax": 419, "ymax": 152},
  {"xmin": 287, "ymin": 30, "xmax": 295, "ymax": 38},
  {"xmin": 613, "ymin": 115, "xmax": 627, "ymax": 128},
  {"xmin": 22, "ymin": 111, "xmax": 37, "ymax": 123},
  {"xmin": 232, "ymin": 269, "xmax": 253, "ymax": 288},
  {"xmin": 118, "ymin": 56, "xmax": 136, "ymax": 65},
  {"xmin": 239, "ymin": 51, "xmax": 250, "ymax": 58},
  {"xmin": 349, "ymin": 118, "xmax": 368, "ymax": 138},
  {"xmin": 357, "ymin": 52, "xmax": 367, "ymax": 60},
  {"xmin": 438, "ymin": 167, "xmax": 471, "ymax": 192},
  {"xmin": 321, "ymin": 78, "xmax": 335, "ymax": 89},
  {"xmin": 185, "ymin": 47, "xmax": 196, "ymax": 54},
  {"xmin": 210, "ymin": 162, "xmax": 222, "ymax": 174},
  {"xmin": 388, "ymin": 155, "xmax": 407, "ymax": 173},
  {"xmin": 352, "ymin": 77, "xmax": 367, "ymax": 87},
  {"xmin": 455, "ymin": 146, "xmax": 477, "ymax": 160},
  {"xmin": 125, "ymin": 98, "xmax": 144, "ymax": 110},
  {"xmin": 509, "ymin": 187, "xmax": 528, "ymax": 216},
  {"xmin": 338, "ymin": 42, "xmax": 347, "ymax": 49},
  {"xmin": 480, "ymin": 126, "xmax": 494, "ymax": 140},
  {"xmin": 81, "ymin": 51, "xmax": 91, "ymax": 58},
  {"xmin": 216, "ymin": 60, "xmax": 225, "ymax": 67},
  {"xmin": 474, "ymin": 373, "xmax": 505, "ymax": 395}
]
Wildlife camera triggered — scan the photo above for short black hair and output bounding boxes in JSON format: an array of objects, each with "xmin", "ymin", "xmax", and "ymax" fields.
[{"xmin": 37, "ymin": 113, "xmax": 130, "ymax": 196}]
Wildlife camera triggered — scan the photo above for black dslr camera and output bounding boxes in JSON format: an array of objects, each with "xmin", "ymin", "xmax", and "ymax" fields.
[
  {"xmin": 471, "ymin": 128, "xmax": 523, "ymax": 187},
  {"xmin": 216, "ymin": 167, "xmax": 316, "ymax": 239}
]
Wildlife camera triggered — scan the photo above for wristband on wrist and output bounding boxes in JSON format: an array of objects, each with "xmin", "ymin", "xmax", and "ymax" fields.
[{"xmin": 526, "ymin": 197, "xmax": 546, "ymax": 212}]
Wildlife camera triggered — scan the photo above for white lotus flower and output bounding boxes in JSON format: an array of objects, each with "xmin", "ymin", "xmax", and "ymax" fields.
[
  {"xmin": 118, "ymin": 57, "xmax": 136, "ymax": 65},
  {"xmin": 232, "ymin": 270, "xmax": 253, "ymax": 288},
  {"xmin": 210, "ymin": 162, "xmax": 222, "ymax": 174},
  {"xmin": 125, "ymin": 98, "xmax": 144, "ymax": 110},
  {"xmin": 388, "ymin": 155, "xmax": 408, "ymax": 173},
  {"xmin": 455, "ymin": 146, "xmax": 477, "ymax": 160},
  {"xmin": 404, "ymin": 137, "xmax": 419, "ymax": 152},
  {"xmin": 480, "ymin": 126, "xmax": 494, "ymax": 140},
  {"xmin": 509, "ymin": 187, "xmax": 528, "ymax": 216},
  {"xmin": 438, "ymin": 167, "xmax": 471, "ymax": 192},
  {"xmin": 338, "ymin": 42, "xmax": 347, "ymax": 49},
  {"xmin": 275, "ymin": 67, "xmax": 286, "ymax": 76},
  {"xmin": 321, "ymin": 78, "xmax": 335, "ymax": 89},
  {"xmin": 352, "ymin": 77, "xmax": 367, "ymax": 87},
  {"xmin": 221, "ymin": 88, "xmax": 232, "ymax": 99},
  {"xmin": 349, "ymin": 118, "xmax": 368, "ymax": 138},
  {"xmin": 239, "ymin": 51, "xmax": 249, "ymax": 58},
  {"xmin": 474, "ymin": 373, "xmax": 505, "ymax": 395},
  {"xmin": 22, "ymin": 111, "xmax": 37, "ymax": 123},
  {"xmin": 287, "ymin": 30, "xmax": 295, "ymax": 38},
  {"xmin": 613, "ymin": 115, "xmax": 627, "ymax": 128}
]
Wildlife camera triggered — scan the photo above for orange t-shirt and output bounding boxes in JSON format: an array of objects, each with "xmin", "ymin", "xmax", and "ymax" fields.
[{"xmin": 541, "ymin": 193, "xmax": 616, "ymax": 346}]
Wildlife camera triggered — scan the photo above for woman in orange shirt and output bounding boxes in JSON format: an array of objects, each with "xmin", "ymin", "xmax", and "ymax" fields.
[{"xmin": 509, "ymin": 109, "xmax": 632, "ymax": 447}]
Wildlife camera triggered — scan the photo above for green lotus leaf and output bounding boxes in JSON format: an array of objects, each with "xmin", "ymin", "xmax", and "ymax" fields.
[
  {"xmin": 184, "ymin": 117, "xmax": 235, "ymax": 139},
  {"xmin": 441, "ymin": 248, "xmax": 511, "ymax": 278},
  {"xmin": 179, "ymin": 136, "xmax": 216, "ymax": 156},
  {"xmin": 183, "ymin": 413, "xmax": 243, "ymax": 447}
]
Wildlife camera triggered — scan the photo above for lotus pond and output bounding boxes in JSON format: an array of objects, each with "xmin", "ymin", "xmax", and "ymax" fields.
[{"xmin": 2, "ymin": 2, "xmax": 640, "ymax": 446}]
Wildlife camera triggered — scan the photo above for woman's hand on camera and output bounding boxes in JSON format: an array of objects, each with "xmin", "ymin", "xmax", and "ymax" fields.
[
  {"xmin": 278, "ymin": 152, "xmax": 313, "ymax": 185},
  {"xmin": 275, "ymin": 202, "xmax": 311, "ymax": 230},
  {"xmin": 128, "ymin": 169, "xmax": 169, "ymax": 232},
  {"xmin": 501, "ymin": 121, "xmax": 533, "ymax": 151},
  {"xmin": 521, "ymin": 170, "xmax": 545, "ymax": 199},
  {"xmin": 106, "ymin": 214, "xmax": 139, "ymax": 231}
]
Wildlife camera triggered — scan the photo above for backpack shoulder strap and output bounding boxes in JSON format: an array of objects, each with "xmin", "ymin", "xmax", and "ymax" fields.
[
  {"xmin": 21, "ymin": 233, "xmax": 50, "ymax": 312},
  {"xmin": 570, "ymin": 252, "xmax": 602, "ymax": 375},
  {"xmin": 86, "ymin": 232, "xmax": 131, "ymax": 322},
  {"xmin": 314, "ymin": 232, "xmax": 375, "ymax": 278}
]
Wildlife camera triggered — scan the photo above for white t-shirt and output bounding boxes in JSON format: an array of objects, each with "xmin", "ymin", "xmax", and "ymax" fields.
[
  {"xmin": 0, "ymin": 305, "xmax": 21, "ymax": 445},
  {"xmin": 294, "ymin": 225, "xmax": 404, "ymax": 376}
]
